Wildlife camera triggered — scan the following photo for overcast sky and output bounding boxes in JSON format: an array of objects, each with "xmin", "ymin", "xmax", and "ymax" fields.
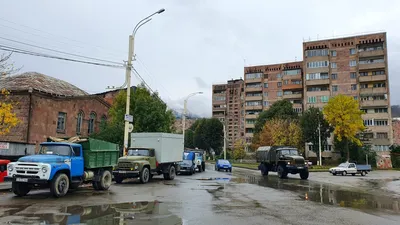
[{"xmin": 1, "ymin": 0, "xmax": 400, "ymax": 117}]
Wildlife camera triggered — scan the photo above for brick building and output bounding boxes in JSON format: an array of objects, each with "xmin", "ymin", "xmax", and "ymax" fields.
[
  {"xmin": 0, "ymin": 72, "xmax": 118, "ymax": 146},
  {"xmin": 243, "ymin": 62, "xmax": 303, "ymax": 144},
  {"xmin": 212, "ymin": 79, "xmax": 245, "ymax": 149}
]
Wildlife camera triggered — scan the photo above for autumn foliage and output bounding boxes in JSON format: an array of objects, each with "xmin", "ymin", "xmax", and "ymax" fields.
[
  {"xmin": 256, "ymin": 118, "xmax": 303, "ymax": 153},
  {"xmin": 0, "ymin": 89, "xmax": 20, "ymax": 135}
]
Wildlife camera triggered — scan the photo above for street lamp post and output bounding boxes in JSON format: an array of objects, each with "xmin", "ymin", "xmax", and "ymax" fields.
[
  {"xmin": 123, "ymin": 8, "xmax": 165, "ymax": 156},
  {"xmin": 317, "ymin": 112, "xmax": 322, "ymax": 166},
  {"xmin": 182, "ymin": 92, "xmax": 203, "ymax": 147}
]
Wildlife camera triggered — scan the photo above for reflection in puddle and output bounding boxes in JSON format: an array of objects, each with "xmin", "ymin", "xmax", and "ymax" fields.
[
  {"xmin": 0, "ymin": 201, "xmax": 183, "ymax": 225},
  {"xmin": 233, "ymin": 174, "xmax": 400, "ymax": 215}
]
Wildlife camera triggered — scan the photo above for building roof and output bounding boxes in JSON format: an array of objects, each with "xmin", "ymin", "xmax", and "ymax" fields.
[{"xmin": 0, "ymin": 72, "xmax": 88, "ymax": 96}]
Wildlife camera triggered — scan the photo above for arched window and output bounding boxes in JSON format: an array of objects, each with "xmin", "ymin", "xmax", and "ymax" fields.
[
  {"xmin": 76, "ymin": 111, "xmax": 84, "ymax": 135},
  {"xmin": 88, "ymin": 112, "xmax": 96, "ymax": 134}
]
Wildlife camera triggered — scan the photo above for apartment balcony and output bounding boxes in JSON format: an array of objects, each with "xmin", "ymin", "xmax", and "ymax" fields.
[
  {"xmin": 246, "ymin": 114, "xmax": 259, "ymax": 119},
  {"xmin": 370, "ymin": 138, "xmax": 391, "ymax": 146},
  {"xmin": 245, "ymin": 124, "xmax": 255, "ymax": 129},
  {"xmin": 360, "ymin": 87, "xmax": 387, "ymax": 95},
  {"xmin": 362, "ymin": 113, "xmax": 390, "ymax": 120},
  {"xmin": 282, "ymin": 83, "xmax": 303, "ymax": 90},
  {"xmin": 293, "ymin": 103, "xmax": 303, "ymax": 108},
  {"xmin": 245, "ymin": 105, "xmax": 263, "ymax": 110},
  {"xmin": 245, "ymin": 78, "xmax": 262, "ymax": 83},
  {"xmin": 245, "ymin": 86, "xmax": 263, "ymax": 92},
  {"xmin": 359, "ymin": 49, "xmax": 385, "ymax": 58},
  {"xmin": 283, "ymin": 74, "xmax": 302, "ymax": 80},
  {"xmin": 367, "ymin": 125, "xmax": 391, "ymax": 133},
  {"xmin": 306, "ymin": 79, "xmax": 330, "ymax": 86},
  {"xmin": 213, "ymin": 107, "xmax": 226, "ymax": 112},
  {"xmin": 360, "ymin": 100, "xmax": 388, "ymax": 107},
  {"xmin": 359, "ymin": 62, "xmax": 386, "ymax": 70},
  {"xmin": 245, "ymin": 95, "xmax": 263, "ymax": 101},
  {"xmin": 283, "ymin": 93, "xmax": 302, "ymax": 99},
  {"xmin": 359, "ymin": 74, "xmax": 387, "ymax": 82}
]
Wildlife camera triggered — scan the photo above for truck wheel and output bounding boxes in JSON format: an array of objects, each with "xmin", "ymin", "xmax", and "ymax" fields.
[
  {"xmin": 352, "ymin": 173, "xmax": 355, "ymax": 176},
  {"xmin": 202, "ymin": 162, "xmax": 206, "ymax": 171},
  {"xmin": 197, "ymin": 165, "xmax": 202, "ymax": 173},
  {"xmin": 260, "ymin": 164, "xmax": 269, "ymax": 176},
  {"xmin": 115, "ymin": 176, "xmax": 124, "ymax": 184},
  {"xmin": 12, "ymin": 182, "xmax": 32, "ymax": 197},
  {"xmin": 163, "ymin": 165, "xmax": 176, "ymax": 180},
  {"xmin": 140, "ymin": 167, "xmax": 150, "ymax": 184},
  {"xmin": 50, "ymin": 173, "xmax": 70, "ymax": 198},
  {"xmin": 300, "ymin": 170, "xmax": 309, "ymax": 180},
  {"xmin": 361, "ymin": 171, "xmax": 366, "ymax": 176},
  {"xmin": 92, "ymin": 181, "xmax": 99, "ymax": 190},
  {"xmin": 277, "ymin": 165, "xmax": 287, "ymax": 179},
  {"xmin": 98, "ymin": 170, "xmax": 112, "ymax": 190}
]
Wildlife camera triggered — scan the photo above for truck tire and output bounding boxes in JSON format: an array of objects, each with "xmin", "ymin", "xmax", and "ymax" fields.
[
  {"xmin": 202, "ymin": 162, "xmax": 205, "ymax": 172},
  {"xmin": 260, "ymin": 164, "xmax": 269, "ymax": 176},
  {"xmin": 140, "ymin": 167, "xmax": 150, "ymax": 184},
  {"xmin": 197, "ymin": 165, "xmax": 202, "ymax": 173},
  {"xmin": 163, "ymin": 165, "xmax": 176, "ymax": 180},
  {"xmin": 12, "ymin": 182, "xmax": 31, "ymax": 197},
  {"xmin": 361, "ymin": 171, "xmax": 366, "ymax": 176},
  {"xmin": 300, "ymin": 170, "xmax": 309, "ymax": 180},
  {"xmin": 50, "ymin": 173, "xmax": 70, "ymax": 198},
  {"xmin": 98, "ymin": 170, "xmax": 112, "ymax": 190},
  {"xmin": 277, "ymin": 165, "xmax": 287, "ymax": 179},
  {"xmin": 115, "ymin": 176, "xmax": 124, "ymax": 184},
  {"xmin": 92, "ymin": 181, "xmax": 99, "ymax": 190}
]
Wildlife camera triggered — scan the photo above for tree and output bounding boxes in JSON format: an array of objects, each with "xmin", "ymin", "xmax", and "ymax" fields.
[
  {"xmin": 0, "ymin": 89, "xmax": 20, "ymax": 135},
  {"xmin": 323, "ymin": 94, "xmax": 365, "ymax": 162},
  {"xmin": 254, "ymin": 100, "xmax": 298, "ymax": 134},
  {"xmin": 300, "ymin": 107, "xmax": 333, "ymax": 159},
  {"xmin": 192, "ymin": 118, "xmax": 223, "ymax": 155},
  {"xmin": 1, "ymin": 52, "xmax": 19, "ymax": 76},
  {"xmin": 233, "ymin": 139, "xmax": 247, "ymax": 160},
  {"xmin": 184, "ymin": 129, "xmax": 195, "ymax": 149},
  {"xmin": 92, "ymin": 84, "xmax": 175, "ymax": 146},
  {"xmin": 256, "ymin": 118, "xmax": 303, "ymax": 153},
  {"xmin": 390, "ymin": 145, "xmax": 400, "ymax": 168}
]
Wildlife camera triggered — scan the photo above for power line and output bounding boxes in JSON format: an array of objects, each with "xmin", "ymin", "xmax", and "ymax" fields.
[
  {"xmin": 0, "ymin": 44, "xmax": 125, "ymax": 69},
  {"xmin": 0, "ymin": 36, "xmax": 123, "ymax": 65}
]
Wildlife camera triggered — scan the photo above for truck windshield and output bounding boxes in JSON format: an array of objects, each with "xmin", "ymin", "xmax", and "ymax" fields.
[
  {"xmin": 39, "ymin": 145, "xmax": 71, "ymax": 156},
  {"xmin": 280, "ymin": 149, "xmax": 299, "ymax": 156},
  {"xmin": 128, "ymin": 149, "xmax": 149, "ymax": 156}
]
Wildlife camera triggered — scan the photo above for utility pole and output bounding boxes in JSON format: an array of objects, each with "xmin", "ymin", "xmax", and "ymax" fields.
[
  {"xmin": 122, "ymin": 8, "xmax": 165, "ymax": 156},
  {"xmin": 223, "ymin": 123, "xmax": 226, "ymax": 160},
  {"xmin": 318, "ymin": 119, "xmax": 322, "ymax": 166}
]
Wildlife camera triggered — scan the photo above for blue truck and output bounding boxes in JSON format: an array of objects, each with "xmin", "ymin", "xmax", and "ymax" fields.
[
  {"xmin": 5, "ymin": 137, "xmax": 119, "ymax": 197},
  {"xmin": 178, "ymin": 151, "xmax": 196, "ymax": 175}
]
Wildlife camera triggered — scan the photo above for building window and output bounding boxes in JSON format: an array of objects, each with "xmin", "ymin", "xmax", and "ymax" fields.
[
  {"xmin": 374, "ymin": 108, "xmax": 388, "ymax": 113},
  {"xmin": 291, "ymin": 80, "xmax": 302, "ymax": 84},
  {"xmin": 374, "ymin": 145, "xmax": 389, "ymax": 151},
  {"xmin": 306, "ymin": 61, "xmax": 329, "ymax": 68},
  {"xmin": 284, "ymin": 80, "xmax": 289, "ymax": 85},
  {"xmin": 88, "ymin": 112, "xmax": 96, "ymax": 134},
  {"xmin": 264, "ymin": 83, "xmax": 268, "ymax": 88},
  {"xmin": 320, "ymin": 96, "xmax": 329, "ymax": 103},
  {"xmin": 354, "ymin": 96, "xmax": 358, "ymax": 100},
  {"xmin": 351, "ymin": 84, "xmax": 357, "ymax": 90},
  {"xmin": 263, "ymin": 101, "xmax": 269, "ymax": 106},
  {"xmin": 331, "ymin": 50, "xmax": 337, "ymax": 57},
  {"xmin": 350, "ymin": 48, "xmax": 356, "ymax": 55},
  {"xmin": 276, "ymin": 74, "xmax": 282, "ymax": 78},
  {"xmin": 350, "ymin": 60, "xmax": 357, "ymax": 67},
  {"xmin": 277, "ymin": 82, "xmax": 282, "ymax": 87},
  {"xmin": 350, "ymin": 72, "xmax": 356, "ymax": 79},
  {"xmin": 283, "ymin": 69, "xmax": 301, "ymax": 75},
  {"xmin": 246, "ymin": 119, "xmax": 256, "ymax": 124},
  {"xmin": 308, "ymin": 96, "xmax": 316, "ymax": 104},
  {"xmin": 277, "ymin": 91, "xmax": 283, "ymax": 97},
  {"xmin": 76, "ymin": 111, "xmax": 84, "ymax": 134},
  {"xmin": 331, "ymin": 74, "xmax": 337, "ymax": 80},
  {"xmin": 306, "ymin": 73, "xmax": 329, "ymax": 80},
  {"xmin": 245, "ymin": 73, "xmax": 263, "ymax": 79},
  {"xmin": 373, "ymin": 83, "xmax": 386, "ymax": 88},
  {"xmin": 360, "ymin": 72, "xmax": 368, "ymax": 76},
  {"xmin": 376, "ymin": 132, "xmax": 388, "ymax": 139},
  {"xmin": 331, "ymin": 62, "xmax": 337, "ymax": 68},
  {"xmin": 214, "ymin": 96, "xmax": 226, "ymax": 101},
  {"xmin": 364, "ymin": 119, "xmax": 373, "ymax": 126},
  {"xmin": 374, "ymin": 120, "xmax": 388, "ymax": 126},
  {"xmin": 373, "ymin": 70, "xmax": 385, "ymax": 75},
  {"xmin": 332, "ymin": 85, "xmax": 338, "ymax": 92},
  {"xmin": 246, "ymin": 101, "xmax": 262, "ymax": 106},
  {"xmin": 263, "ymin": 92, "xmax": 268, "ymax": 97},
  {"xmin": 57, "ymin": 112, "xmax": 67, "ymax": 133},
  {"xmin": 306, "ymin": 49, "xmax": 328, "ymax": 57},
  {"xmin": 360, "ymin": 84, "xmax": 368, "ymax": 89}
]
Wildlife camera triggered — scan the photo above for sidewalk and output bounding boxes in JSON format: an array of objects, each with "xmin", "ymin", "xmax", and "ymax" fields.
[{"xmin": 0, "ymin": 182, "xmax": 11, "ymax": 191}]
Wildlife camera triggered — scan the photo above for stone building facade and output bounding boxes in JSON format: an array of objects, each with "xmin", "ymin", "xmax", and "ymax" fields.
[{"xmin": 0, "ymin": 72, "xmax": 117, "ymax": 147}]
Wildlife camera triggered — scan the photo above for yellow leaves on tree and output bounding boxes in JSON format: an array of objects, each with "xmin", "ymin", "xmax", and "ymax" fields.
[
  {"xmin": 257, "ymin": 118, "xmax": 303, "ymax": 153},
  {"xmin": 233, "ymin": 139, "xmax": 247, "ymax": 160},
  {"xmin": 0, "ymin": 89, "xmax": 20, "ymax": 135},
  {"xmin": 323, "ymin": 94, "xmax": 365, "ymax": 146}
]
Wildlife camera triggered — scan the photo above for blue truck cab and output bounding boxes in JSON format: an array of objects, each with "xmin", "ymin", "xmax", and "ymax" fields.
[
  {"xmin": 193, "ymin": 150, "xmax": 205, "ymax": 172},
  {"xmin": 6, "ymin": 138, "xmax": 118, "ymax": 198},
  {"xmin": 178, "ymin": 151, "xmax": 196, "ymax": 175}
]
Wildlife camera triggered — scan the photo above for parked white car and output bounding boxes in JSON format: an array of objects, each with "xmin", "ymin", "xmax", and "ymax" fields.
[{"xmin": 329, "ymin": 162, "xmax": 372, "ymax": 176}]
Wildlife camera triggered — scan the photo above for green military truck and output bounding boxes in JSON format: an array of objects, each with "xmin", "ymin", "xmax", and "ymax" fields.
[
  {"xmin": 113, "ymin": 133, "xmax": 183, "ymax": 184},
  {"xmin": 256, "ymin": 146, "xmax": 309, "ymax": 180}
]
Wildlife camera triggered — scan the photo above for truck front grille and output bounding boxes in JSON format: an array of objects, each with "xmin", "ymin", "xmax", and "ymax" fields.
[
  {"xmin": 294, "ymin": 159, "xmax": 304, "ymax": 164},
  {"xmin": 118, "ymin": 162, "xmax": 132, "ymax": 169},
  {"xmin": 15, "ymin": 164, "xmax": 40, "ymax": 175}
]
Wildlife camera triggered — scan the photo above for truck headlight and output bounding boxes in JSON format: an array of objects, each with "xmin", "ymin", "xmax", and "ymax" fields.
[
  {"xmin": 8, "ymin": 164, "xmax": 14, "ymax": 172},
  {"xmin": 287, "ymin": 162, "xmax": 291, "ymax": 165},
  {"xmin": 41, "ymin": 166, "xmax": 48, "ymax": 173}
]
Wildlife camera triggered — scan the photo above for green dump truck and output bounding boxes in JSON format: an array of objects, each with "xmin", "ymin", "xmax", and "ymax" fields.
[
  {"xmin": 6, "ymin": 137, "xmax": 119, "ymax": 197},
  {"xmin": 113, "ymin": 133, "xmax": 183, "ymax": 184}
]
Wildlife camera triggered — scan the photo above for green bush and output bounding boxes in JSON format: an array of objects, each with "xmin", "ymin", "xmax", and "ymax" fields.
[{"xmin": 390, "ymin": 145, "xmax": 400, "ymax": 168}]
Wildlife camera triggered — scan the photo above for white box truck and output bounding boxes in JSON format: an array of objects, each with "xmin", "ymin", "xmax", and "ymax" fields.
[{"xmin": 113, "ymin": 133, "xmax": 184, "ymax": 184}]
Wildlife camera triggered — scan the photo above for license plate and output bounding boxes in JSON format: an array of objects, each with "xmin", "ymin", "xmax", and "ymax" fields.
[
  {"xmin": 119, "ymin": 171, "xmax": 126, "ymax": 174},
  {"xmin": 297, "ymin": 167, "xmax": 303, "ymax": 169},
  {"xmin": 16, "ymin": 178, "xmax": 28, "ymax": 182}
]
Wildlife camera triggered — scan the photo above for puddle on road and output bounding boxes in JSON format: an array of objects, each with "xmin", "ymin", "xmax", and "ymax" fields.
[
  {"xmin": 0, "ymin": 201, "xmax": 183, "ymax": 225},
  {"xmin": 231, "ymin": 174, "xmax": 400, "ymax": 215}
]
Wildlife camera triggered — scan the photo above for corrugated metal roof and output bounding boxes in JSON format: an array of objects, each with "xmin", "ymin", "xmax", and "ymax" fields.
[{"xmin": 0, "ymin": 72, "xmax": 88, "ymax": 96}]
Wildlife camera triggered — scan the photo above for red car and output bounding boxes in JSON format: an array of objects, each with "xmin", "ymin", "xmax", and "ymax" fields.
[{"xmin": 0, "ymin": 159, "xmax": 10, "ymax": 182}]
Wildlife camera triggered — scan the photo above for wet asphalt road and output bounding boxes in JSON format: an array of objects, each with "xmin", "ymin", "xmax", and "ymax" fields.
[{"xmin": 0, "ymin": 165, "xmax": 400, "ymax": 225}]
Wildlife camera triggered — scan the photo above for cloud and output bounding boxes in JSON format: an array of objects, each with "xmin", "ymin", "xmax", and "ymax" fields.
[{"xmin": 195, "ymin": 77, "xmax": 209, "ymax": 89}]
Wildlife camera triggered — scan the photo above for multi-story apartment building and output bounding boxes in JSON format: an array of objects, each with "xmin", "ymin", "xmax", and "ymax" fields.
[
  {"xmin": 303, "ymin": 32, "xmax": 392, "ymax": 157},
  {"xmin": 243, "ymin": 62, "xmax": 303, "ymax": 144},
  {"xmin": 212, "ymin": 79, "xmax": 245, "ymax": 149}
]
